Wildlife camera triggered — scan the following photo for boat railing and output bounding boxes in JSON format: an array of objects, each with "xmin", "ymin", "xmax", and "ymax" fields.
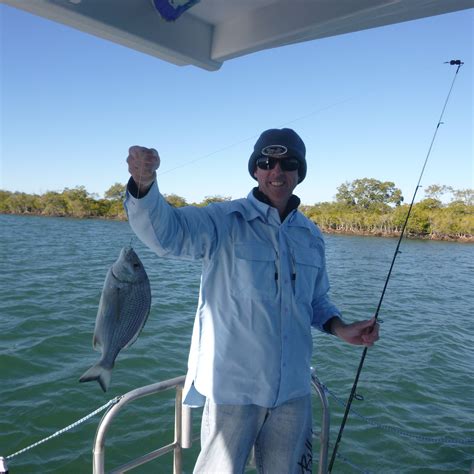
[{"xmin": 92, "ymin": 372, "xmax": 330, "ymax": 474}]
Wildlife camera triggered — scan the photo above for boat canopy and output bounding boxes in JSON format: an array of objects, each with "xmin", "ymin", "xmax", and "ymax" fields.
[{"xmin": 4, "ymin": 0, "xmax": 473, "ymax": 70}]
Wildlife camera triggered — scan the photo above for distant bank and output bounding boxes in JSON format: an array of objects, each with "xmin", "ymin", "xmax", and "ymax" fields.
[
  {"xmin": 315, "ymin": 225, "xmax": 474, "ymax": 243},
  {"xmin": 1, "ymin": 178, "xmax": 472, "ymax": 243},
  {"xmin": 1, "ymin": 209, "xmax": 472, "ymax": 243}
]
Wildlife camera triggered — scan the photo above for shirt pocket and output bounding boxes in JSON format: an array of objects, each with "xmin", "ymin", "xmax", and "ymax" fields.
[
  {"xmin": 293, "ymin": 247, "xmax": 321, "ymax": 302},
  {"xmin": 232, "ymin": 242, "xmax": 277, "ymax": 300}
]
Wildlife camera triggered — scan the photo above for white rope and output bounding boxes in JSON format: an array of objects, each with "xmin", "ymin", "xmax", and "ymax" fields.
[
  {"xmin": 5, "ymin": 396, "xmax": 122, "ymax": 460},
  {"xmin": 5, "ymin": 380, "xmax": 472, "ymax": 467}
]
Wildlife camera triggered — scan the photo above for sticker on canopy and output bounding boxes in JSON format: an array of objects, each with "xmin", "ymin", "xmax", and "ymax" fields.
[
  {"xmin": 261, "ymin": 145, "xmax": 288, "ymax": 157},
  {"xmin": 151, "ymin": 0, "xmax": 201, "ymax": 22}
]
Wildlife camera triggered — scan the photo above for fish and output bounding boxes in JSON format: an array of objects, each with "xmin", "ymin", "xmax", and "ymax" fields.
[{"xmin": 79, "ymin": 246, "xmax": 151, "ymax": 392}]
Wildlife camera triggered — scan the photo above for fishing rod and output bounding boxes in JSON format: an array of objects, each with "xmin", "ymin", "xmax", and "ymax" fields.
[{"xmin": 328, "ymin": 59, "xmax": 465, "ymax": 473}]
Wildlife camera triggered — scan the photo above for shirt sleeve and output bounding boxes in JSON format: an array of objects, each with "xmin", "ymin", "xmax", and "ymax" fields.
[
  {"xmin": 310, "ymin": 237, "xmax": 342, "ymax": 332},
  {"xmin": 124, "ymin": 180, "xmax": 219, "ymax": 261}
]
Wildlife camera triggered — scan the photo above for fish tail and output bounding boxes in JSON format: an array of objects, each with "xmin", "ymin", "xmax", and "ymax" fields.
[{"xmin": 79, "ymin": 363, "xmax": 112, "ymax": 392}]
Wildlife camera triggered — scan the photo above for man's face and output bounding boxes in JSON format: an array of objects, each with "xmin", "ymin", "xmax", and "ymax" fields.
[{"xmin": 253, "ymin": 156, "xmax": 299, "ymax": 209}]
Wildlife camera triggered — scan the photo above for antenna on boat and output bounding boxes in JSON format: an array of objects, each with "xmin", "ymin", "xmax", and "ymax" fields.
[{"xmin": 328, "ymin": 59, "xmax": 465, "ymax": 473}]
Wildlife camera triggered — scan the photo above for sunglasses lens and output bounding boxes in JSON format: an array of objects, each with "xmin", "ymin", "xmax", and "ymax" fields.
[
  {"xmin": 256, "ymin": 157, "xmax": 271, "ymax": 170},
  {"xmin": 280, "ymin": 159, "xmax": 299, "ymax": 171}
]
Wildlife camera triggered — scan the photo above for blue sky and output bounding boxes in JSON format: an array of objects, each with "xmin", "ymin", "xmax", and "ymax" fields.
[{"xmin": 1, "ymin": 5, "xmax": 472, "ymax": 205}]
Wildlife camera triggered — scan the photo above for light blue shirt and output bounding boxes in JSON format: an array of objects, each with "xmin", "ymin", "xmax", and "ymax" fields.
[{"xmin": 125, "ymin": 183, "xmax": 341, "ymax": 408}]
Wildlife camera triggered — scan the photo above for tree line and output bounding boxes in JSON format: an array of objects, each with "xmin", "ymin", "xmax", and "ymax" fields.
[
  {"xmin": 1, "ymin": 179, "xmax": 472, "ymax": 241},
  {"xmin": 302, "ymin": 180, "xmax": 473, "ymax": 241}
]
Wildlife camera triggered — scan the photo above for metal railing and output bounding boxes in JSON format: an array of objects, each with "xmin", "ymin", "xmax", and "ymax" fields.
[
  {"xmin": 92, "ymin": 372, "xmax": 330, "ymax": 473},
  {"xmin": 93, "ymin": 375, "xmax": 190, "ymax": 474}
]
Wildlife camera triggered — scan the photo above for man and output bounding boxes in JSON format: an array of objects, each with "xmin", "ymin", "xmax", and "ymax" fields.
[{"xmin": 125, "ymin": 128, "xmax": 379, "ymax": 473}]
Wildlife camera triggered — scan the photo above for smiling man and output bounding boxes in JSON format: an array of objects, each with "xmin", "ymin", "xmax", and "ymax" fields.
[
  {"xmin": 249, "ymin": 129, "xmax": 305, "ymax": 219},
  {"xmin": 125, "ymin": 128, "xmax": 379, "ymax": 474}
]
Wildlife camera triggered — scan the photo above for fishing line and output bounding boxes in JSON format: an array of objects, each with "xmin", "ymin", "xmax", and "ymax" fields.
[
  {"xmin": 156, "ymin": 97, "xmax": 354, "ymax": 177},
  {"xmin": 328, "ymin": 59, "xmax": 465, "ymax": 473},
  {"xmin": 129, "ymin": 154, "xmax": 145, "ymax": 248}
]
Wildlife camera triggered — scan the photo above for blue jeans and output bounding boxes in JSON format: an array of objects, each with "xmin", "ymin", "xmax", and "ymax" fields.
[{"xmin": 193, "ymin": 395, "xmax": 313, "ymax": 474}]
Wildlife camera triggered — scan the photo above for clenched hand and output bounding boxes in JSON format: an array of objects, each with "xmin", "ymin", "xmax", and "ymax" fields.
[{"xmin": 127, "ymin": 146, "xmax": 160, "ymax": 196}]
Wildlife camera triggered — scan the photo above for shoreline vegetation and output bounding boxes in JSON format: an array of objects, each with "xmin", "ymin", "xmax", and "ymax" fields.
[{"xmin": 1, "ymin": 179, "xmax": 473, "ymax": 243}]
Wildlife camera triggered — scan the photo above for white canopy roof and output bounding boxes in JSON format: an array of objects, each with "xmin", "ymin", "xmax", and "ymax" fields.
[{"xmin": 4, "ymin": 0, "xmax": 473, "ymax": 70}]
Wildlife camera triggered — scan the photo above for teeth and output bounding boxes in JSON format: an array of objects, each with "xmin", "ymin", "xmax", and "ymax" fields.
[{"xmin": 271, "ymin": 181, "xmax": 284, "ymax": 186}]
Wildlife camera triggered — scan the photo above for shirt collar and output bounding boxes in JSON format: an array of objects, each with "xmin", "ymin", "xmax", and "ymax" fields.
[{"xmin": 251, "ymin": 187, "xmax": 301, "ymax": 221}]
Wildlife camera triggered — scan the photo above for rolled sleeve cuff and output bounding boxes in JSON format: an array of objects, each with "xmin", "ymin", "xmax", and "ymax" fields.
[
  {"xmin": 126, "ymin": 176, "xmax": 155, "ymax": 199},
  {"xmin": 312, "ymin": 296, "xmax": 342, "ymax": 333}
]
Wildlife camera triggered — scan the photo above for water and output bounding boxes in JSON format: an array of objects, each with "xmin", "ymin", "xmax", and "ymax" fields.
[{"xmin": 1, "ymin": 214, "xmax": 473, "ymax": 473}]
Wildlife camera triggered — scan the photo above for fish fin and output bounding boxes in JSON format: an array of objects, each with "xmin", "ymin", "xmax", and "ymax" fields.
[
  {"xmin": 92, "ymin": 334, "xmax": 102, "ymax": 350},
  {"xmin": 79, "ymin": 363, "xmax": 112, "ymax": 392}
]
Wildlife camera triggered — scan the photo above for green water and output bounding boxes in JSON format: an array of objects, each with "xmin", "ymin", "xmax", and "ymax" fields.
[{"xmin": 1, "ymin": 214, "xmax": 473, "ymax": 473}]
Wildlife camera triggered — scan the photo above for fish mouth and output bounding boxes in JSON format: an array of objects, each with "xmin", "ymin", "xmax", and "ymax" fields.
[
  {"xmin": 110, "ymin": 246, "xmax": 144, "ymax": 282},
  {"xmin": 121, "ymin": 246, "xmax": 138, "ymax": 262}
]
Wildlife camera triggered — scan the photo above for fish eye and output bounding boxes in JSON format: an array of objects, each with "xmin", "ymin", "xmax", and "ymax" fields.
[{"xmin": 133, "ymin": 263, "xmax": 140, "ymax": 268}]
